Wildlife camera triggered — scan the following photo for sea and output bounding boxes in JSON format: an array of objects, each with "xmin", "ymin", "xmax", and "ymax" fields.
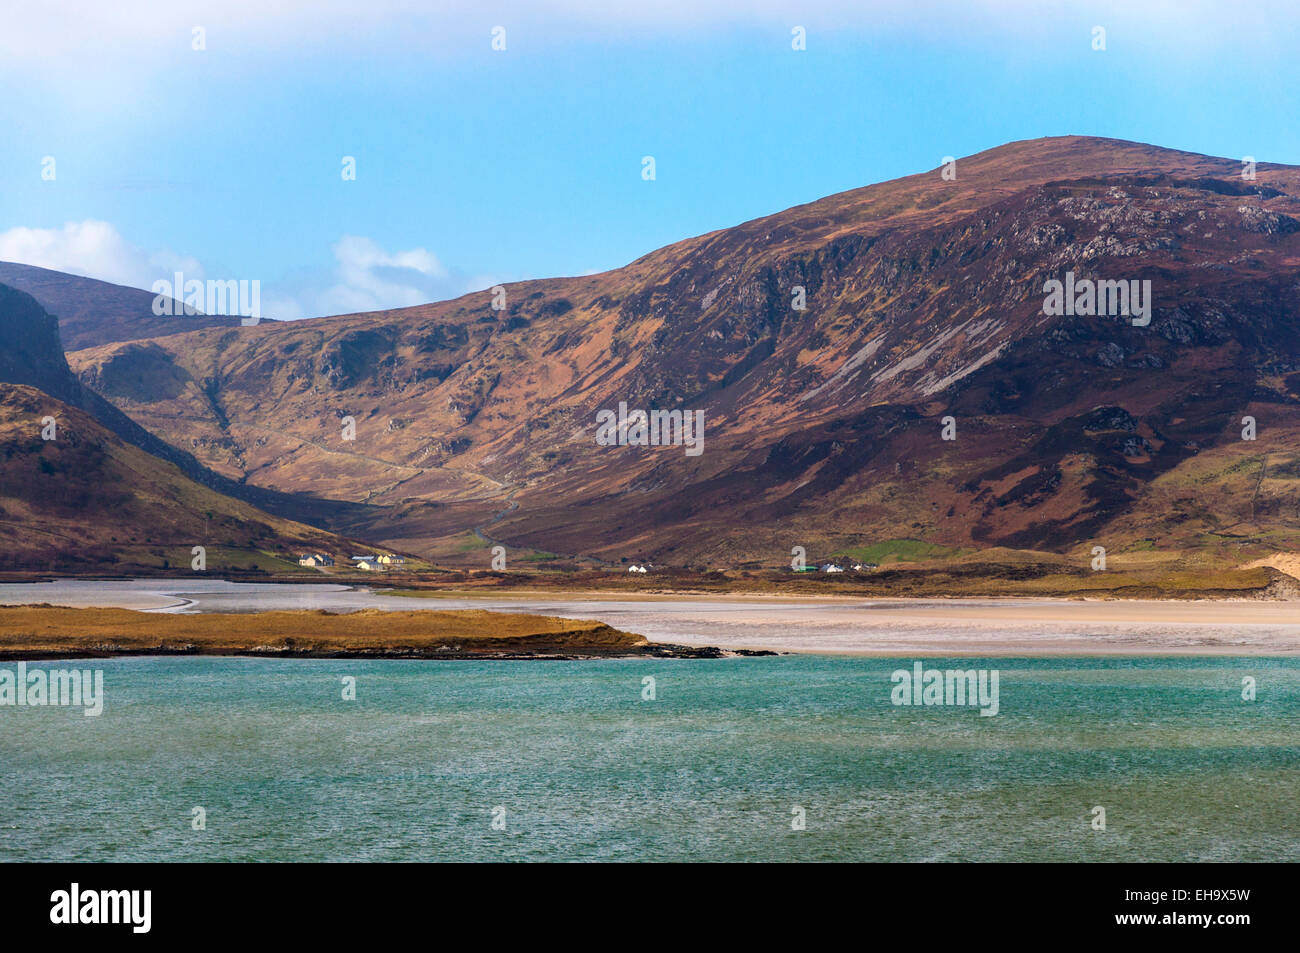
[{"xmin": 2, "ymin": 653, "xmax": 1296, "ymax": 861}]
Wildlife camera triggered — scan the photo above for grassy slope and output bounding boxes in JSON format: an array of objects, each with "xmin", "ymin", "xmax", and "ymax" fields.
[{"xmin": 0, "ymin": 382, "xmax": 365, "ymax": 571}]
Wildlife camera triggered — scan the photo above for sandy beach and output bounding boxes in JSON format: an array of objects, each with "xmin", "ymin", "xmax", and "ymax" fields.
[
  {"xmin": 2, "ymin": 579, "xmax": 1297, "ymax": 656},
  {"xmin": 431, "ymin": 594, "xmax": 1300, "ymax": 655}
]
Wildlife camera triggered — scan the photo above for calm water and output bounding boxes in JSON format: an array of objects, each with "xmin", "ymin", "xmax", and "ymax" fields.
[{"xmin": 2, "ymin": 655, "xmax": 1297, "ymax": 862}]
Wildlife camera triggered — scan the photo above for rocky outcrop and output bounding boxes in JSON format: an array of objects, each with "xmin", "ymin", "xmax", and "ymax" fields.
[{"xmin": 0, "ymin": 261, "xmax": 241, "ymax": 350}]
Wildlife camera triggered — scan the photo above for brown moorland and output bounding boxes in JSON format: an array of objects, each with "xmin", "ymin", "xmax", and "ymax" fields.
[
  {"xmin": 55, "ymin": 136, "xmax": 1300, "ymax": 573},
  {"xmin": 0, "ymin": 383, "xmax": 365, "ymax": 572},
  {"xmin": 0, "ymin": 605, "xmax": 693, "ymax": 659}
]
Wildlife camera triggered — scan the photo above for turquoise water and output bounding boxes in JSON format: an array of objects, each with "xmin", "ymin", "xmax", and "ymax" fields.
[{"xmin": 2, "ymin": 655, "xmax": 1297, "ymax": 862}]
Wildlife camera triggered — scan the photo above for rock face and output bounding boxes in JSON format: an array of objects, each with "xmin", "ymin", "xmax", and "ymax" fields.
[
  {"xmin": 0, "ymin": 284, "xmax": 79, "ymax": 403},
  {"xmin": 0, "ymin": 261, "xmax": 242, "ymax": 351},
  {"xmin": 0, "ymin": 285, "xmax": 362, "ymax": 570},
  {"xmin": 0, "ymin": 282, "xmax": 236, "ymax": 497},
  {"xmin": 48, "ymin": 136, "xmax": 1300, "ymax": 566}
]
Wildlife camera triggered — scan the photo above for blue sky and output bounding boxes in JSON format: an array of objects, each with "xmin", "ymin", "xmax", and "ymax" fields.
[{"xmin": 2, "ymin": 0, "xmax": 1297, "ymax": 320}]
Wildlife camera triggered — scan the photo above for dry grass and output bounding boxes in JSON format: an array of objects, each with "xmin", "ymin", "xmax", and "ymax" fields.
[{"xmin": 0, "ymin": 605, "xmax": 647, "ymax": 659}]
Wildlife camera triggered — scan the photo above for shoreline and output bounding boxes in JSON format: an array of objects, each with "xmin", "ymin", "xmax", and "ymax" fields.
[
  {"xmin": 7, "ymin": 643, "xmax": 1295, "ymax": 661},
  {"xmin": 0, "ymin": 605, "xmax": 741, "ymax": 662},
  {"xmin": 2, "ymin": 582, "xmax": 1299, "ymax": 657},
  {"xmin": 1, "ymin": 645, "xmax": 753, "ymax": 663},
  {"xmin": 378, "ymin": 587, "xmax": 1300, "ymax": 613}
]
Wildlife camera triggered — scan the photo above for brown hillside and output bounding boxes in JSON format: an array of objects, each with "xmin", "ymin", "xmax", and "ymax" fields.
[
  {"xmin": 0, "ymin": 383, "xmax": 362, "ymax": 572},
  {"xmin": 60, "ymin": 136, "xmax": 1300, "ymax": 568}
]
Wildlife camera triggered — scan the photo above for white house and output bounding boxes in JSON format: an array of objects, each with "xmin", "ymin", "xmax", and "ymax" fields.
[
  {"xmin": 298, "ymin": 553, "xmax": 334, "ymax": 567},
  {"xmin": 377, "ymin": 554, "xmax": 406, "ymax": 567},
  {"xmin": 820, "ymin": 563, "xmax": 844, "ymax": 573},
  {"xmin": 354, "ymin": 559, "xmax": 379, "ymax": 571},
  {"xmin": 628, "ymin": 564, "xmax": 648, "ymax": 573}
]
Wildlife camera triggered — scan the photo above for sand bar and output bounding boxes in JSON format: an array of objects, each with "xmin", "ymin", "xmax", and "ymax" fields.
[{"xmin": 1, "ymin": 580, "xmax": 1296, "ymax": 655}]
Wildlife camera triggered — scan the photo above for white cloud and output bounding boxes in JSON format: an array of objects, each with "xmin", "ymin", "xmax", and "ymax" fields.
[
  {"xmin": 0, "ymin": 220, "xmax": 202, "ymax": 289},
  {"xmin": 292, "ymin": 235, "xmax": 496, "ymax": 318},
  {"xmin": 0, "ymin": 221, "xmax": 486, "ymax": 320}
]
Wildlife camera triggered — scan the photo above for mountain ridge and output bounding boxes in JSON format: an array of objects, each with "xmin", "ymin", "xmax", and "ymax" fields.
[
  {"xmin": 42, "ymin": 135, "xmax": 1300, "ymax": 568},
  {"xmin": 0, "ymin": 283, "xmax": 374, "ymax": 569},
  {"xmin": 0, "ymin": 261, "xmax": 243, "ymax": 350}
]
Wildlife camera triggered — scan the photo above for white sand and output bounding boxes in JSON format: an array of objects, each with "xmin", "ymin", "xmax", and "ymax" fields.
[
  {"xmin": 2, "ymin": 580, "xmax": 1296, "ymax": 655},
  {"xmin": 434, "ymin": 595, "xmax": 1300, "ymax": 655}
]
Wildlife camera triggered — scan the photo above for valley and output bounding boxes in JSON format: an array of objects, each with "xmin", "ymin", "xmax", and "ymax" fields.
[{"xmin": 5, "ymin": 136, "xmax": 1300, "ymax": 586}]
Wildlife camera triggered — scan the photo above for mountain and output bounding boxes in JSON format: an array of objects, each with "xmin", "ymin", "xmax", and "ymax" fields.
[
  {"xmin": 0, "ymin": 282, "xmax": 249, "ymax": 494},
  {"xmin": 0, "ymin": 384, "xmax": 351, "ymax": 572},
  {"xmin": 0, "ymin": 261, "xmax": 242, "ymax": 350},
  {"xmin": 63, "ymin": 136, "xmax": 1300, "ymax": 568},
  {"xmin": 0, "ymin": 283, "xmax": 366, "ymax": 571}
]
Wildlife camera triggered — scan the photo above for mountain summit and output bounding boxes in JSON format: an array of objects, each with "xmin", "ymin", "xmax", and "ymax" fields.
[{"xmin": 44, "ymin": 136, "xmax": 1300, "ymax": 567}]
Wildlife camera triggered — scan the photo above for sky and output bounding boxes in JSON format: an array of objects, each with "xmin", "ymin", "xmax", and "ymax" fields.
[{"xmin": 1, "ymin": 0, "xmax": 1298, "ymax": 320}]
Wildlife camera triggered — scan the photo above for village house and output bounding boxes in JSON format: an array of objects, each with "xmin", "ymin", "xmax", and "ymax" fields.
[
  {"xmin": 376, "ymin": 554, "xmax": 406, "ymax": 567},
  {"xmin": 350, "ymin": 555, "xmax": 380, "ymax": 571},
  {"xmin": 297, "ymin": 553, "xmax": 335, "ymax": 567}
]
